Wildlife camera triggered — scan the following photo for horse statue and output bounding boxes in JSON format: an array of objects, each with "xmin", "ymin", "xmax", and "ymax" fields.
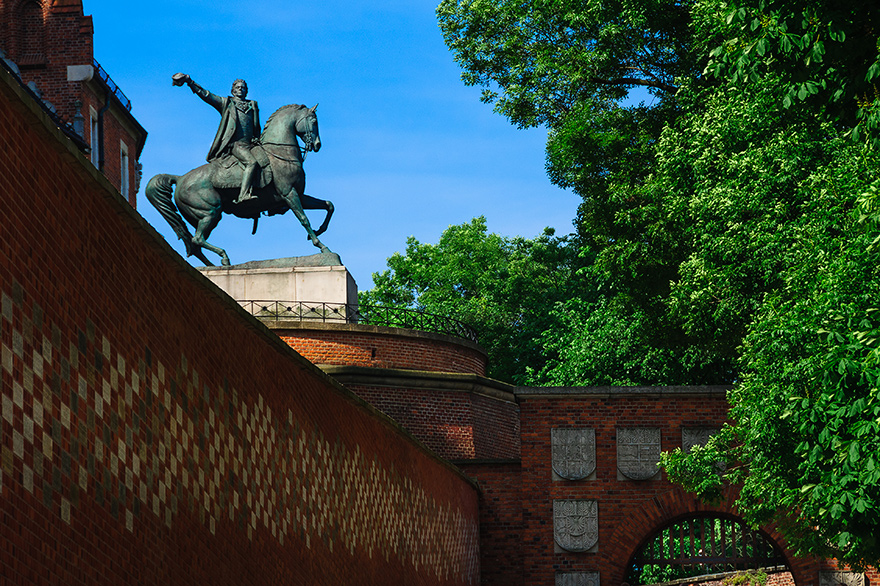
[{"xmin": 145, "ymin": 103, "xmax": 333, "ymax": 266}]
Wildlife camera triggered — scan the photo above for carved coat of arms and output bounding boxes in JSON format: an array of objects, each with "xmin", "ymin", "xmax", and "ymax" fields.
[
  {"xmin": 820, "ymin": 572, "xmax": 865, "ymax": 586},
  {"xmin": 617, "ymin": 428, "xmax": 661, "ymax": 480},
  {"xmin": 552, "ymin": 428, "xmax": 596, "ymax": 480},
  {"xmin": 557, "ymin": 572, "xmax": 600, "ymax": 586},
  {"xmin": 553, "ymin": 500, "xmax": 598, "ymax": 552},
  {"xmin": 681, "ymin": 427, "xmax": 718, "ymax": 453}
]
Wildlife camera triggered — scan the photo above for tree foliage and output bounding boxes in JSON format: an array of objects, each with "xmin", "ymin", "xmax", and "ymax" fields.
[
  {"xmin": 437, "ymin": 0, "xmax": 700, "ymax": 201},
  {"xmin": 436, "ymin": 0, "xmax": 695, "ymax": 129},
  {"xmin": 360, "ymin": 217, "xmax": 585, "ymax": 383},
  {"xmin": 533, "ymin": 76, "xmax": 852, "ymax": 386},
  {"xmin": 663, "ymin": 178, "xmax": 880, "ymax": 568},
  {"xmin": 700, "ymin": 0, "xmax": 880, "ymax": 144}
]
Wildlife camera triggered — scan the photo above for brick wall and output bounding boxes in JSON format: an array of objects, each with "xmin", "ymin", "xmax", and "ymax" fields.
[
  {"xmin": 457, "ymin": 461, "xmax": 524, "ymax": 586},
  {"xmin": 660, "ymin": 569, "xmax": 795, "ymax": 586},
  {"xmin": 80, "ymin": 82, "xmax": 142, "ymax": 206},
  {"xmin": 0, "ymin": 0, "xmax": 92, "ymax": 123},
  {"xmin": 345, "ymin": 382, "xmax": 520, "ymax": 461},
  {"xmin": 277, "ymin": 326, "xmax": 488, "ymax": 375},
  {"xmin": 662, "ymin": 567, "xmax": 879, "ymax": 586},
  {"xmin": 507, "ymin": 388, "xmax": 880, "ymax": 586},
  {"xmin": 511, "ymin": 388, "xmax": 813, "ymax": 586},
  {"xmin": 818, "ymin": 559, "xmax": 880, "ymax": 585},
  {"xmin": 0, "ymin": 65, "xmax": 480, "ymax": 585}
]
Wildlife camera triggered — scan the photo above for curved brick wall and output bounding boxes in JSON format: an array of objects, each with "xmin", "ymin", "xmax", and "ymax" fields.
[
  {"xmin": 322, "ymin": 366, "xmax": 519, "ymax": 462},
  {"xmin": 273, "ymin": 323, "xmax": 488, "ymax": 376}
]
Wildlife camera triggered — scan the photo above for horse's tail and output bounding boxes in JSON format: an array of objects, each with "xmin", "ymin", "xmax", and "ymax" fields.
[{"xmin": 145, "ymin": 174, "xmax": 197, "ymax": 257}]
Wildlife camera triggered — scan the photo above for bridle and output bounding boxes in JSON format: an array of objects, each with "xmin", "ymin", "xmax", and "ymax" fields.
[{"xmin": 261, "ymin": 112, "xmax": 317, "ymax": 162}]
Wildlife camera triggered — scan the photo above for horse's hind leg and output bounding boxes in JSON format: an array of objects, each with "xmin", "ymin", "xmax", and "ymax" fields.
[
  {"xmin": 300, "ymin": 193, "xmax": 334, "ymax": 237},
  {"xmin": 190, "ymin": 206, "xmax": 231, "ymax": 266},
  {"xmin": 190, "ymin": 247, "xmax": 215, "ymax": 267}
]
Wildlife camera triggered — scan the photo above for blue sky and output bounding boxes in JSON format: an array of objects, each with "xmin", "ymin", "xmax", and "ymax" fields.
[{"xmin": 86, "ymin": 0, "xmax": 579, "ymax": 290}]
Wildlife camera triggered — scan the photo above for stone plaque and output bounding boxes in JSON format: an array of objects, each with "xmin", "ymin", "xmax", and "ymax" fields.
[
  {"xmin": 820, "ymin": 572, "xmax": 865, "ymax": 586},
  {"xmin": 552, "ymin": 428, "xmax": 596, "ymax": 481},
  {"xmin": 557, "ymin": 571, "xmax": 600, "ymax": 586},
  {"xmin": 617, "ymin": 428, "xmax": 661, "ymax": 480},
  {"xmin": 553, "ymin": 500, "xmax": 598, "ymax": 552},
  {"xmin": 682, "ymin": 427, "xmax": 718, "ymax": 453}
]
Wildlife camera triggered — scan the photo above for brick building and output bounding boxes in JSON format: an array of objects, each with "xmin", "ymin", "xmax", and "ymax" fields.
[
  {"xmin": 0, "ymin": 0, "xmax": 146, "ymax": 206},
  {"xmin": 1, "ymin": 3, "xmax": 878, "ymax": 584}
]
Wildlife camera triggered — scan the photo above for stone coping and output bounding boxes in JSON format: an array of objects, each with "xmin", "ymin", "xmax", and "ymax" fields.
[
  {"xmin": 198, "ymin": 253, "xmax": 344, "ymax": 269},
  {"xmin": 450, "ymin": 458, "xmax": 522, "ymax": 467},
  {"xmin": 266, "ymin": 320, "xmax": 488, "ymax": 356},
  {"xmin": 514, "ymin": 385, "xmax": 732, "ymax": 399},
  {"xmin": 320, "ymin": 365, "xmax": 516, "ymax": 404}
]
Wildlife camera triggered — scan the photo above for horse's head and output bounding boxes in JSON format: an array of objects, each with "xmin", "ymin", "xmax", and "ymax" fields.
[
  {"xmin": 296, "ymin": 104, "xmax": 321, "ymax": 153},
  {"xmin": 261, "ymin": 104, "xmax": 321, "ymax": 155}
]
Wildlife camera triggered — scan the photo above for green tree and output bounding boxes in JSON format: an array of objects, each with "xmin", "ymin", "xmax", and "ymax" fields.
[
  {"xmin": 361, "ymin": 217, "xmax": 585, "ymax": 383},
  {"xmin": 699, "ymin": 0, "xmax": 880, "ymax": 144},
  {"xmin": 435, "ymin": 0, "xmax": 751, "ymax": 386},
  {"xmin": 532, "ymin": 295, "xmax": 702, "ymax": 386},
  {"xmin": 662, "ymin": 171, "xmax": 880, "ymax": 569},
  {"xmin": 532, "ymin": 75, "xmax": 853, "ymax": 386},
  {"xmin": 436, "ymin": 0, "xmax": 695, "ymax": 130},
  {"xmin": 434, "ymin": 0, "xmax": 880, "ymax": 563}
]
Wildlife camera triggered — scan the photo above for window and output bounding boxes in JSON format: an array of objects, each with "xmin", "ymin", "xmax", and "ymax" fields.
[
  {"xmin": 120, "ymin": 141, "xmax": 130, "ymax": 198},
  {"xmin": 90, "ymin": 107, "xmax": 99, "ymax": 167}
]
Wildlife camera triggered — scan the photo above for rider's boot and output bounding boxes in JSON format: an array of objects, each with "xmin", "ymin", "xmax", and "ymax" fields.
[{"xmin": 233, "ymin": 163, "xmax": 259, "ymax": 204}]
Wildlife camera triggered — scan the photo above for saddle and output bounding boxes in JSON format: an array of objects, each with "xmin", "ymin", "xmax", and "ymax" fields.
[{"xmin": 210, "ymin": 145, "xmax": 273, "ymax": 190}]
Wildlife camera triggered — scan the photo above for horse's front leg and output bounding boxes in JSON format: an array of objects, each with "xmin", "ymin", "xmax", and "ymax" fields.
[
  {"xmin": 282, "ymin": 189, "xmax": 330, "ymax": 254},
  {"xmin": 300, "ymin": 193, "xmax": 334, "ymax": 237}
]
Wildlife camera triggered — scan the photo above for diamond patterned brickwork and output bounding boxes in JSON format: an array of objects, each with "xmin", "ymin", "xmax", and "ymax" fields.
[
  {"xmin": 0, "ymin": 69, "xmax": 480, "ymax": 585},
  {"xmin": 0, "ymin": 285, "xmax": 480, "ymax": 584}
]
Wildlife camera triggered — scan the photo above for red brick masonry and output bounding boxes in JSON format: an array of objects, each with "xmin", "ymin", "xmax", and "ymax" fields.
[{"xmin": 277, "ymin": 324, "xmax": 488, "ymax": 375}]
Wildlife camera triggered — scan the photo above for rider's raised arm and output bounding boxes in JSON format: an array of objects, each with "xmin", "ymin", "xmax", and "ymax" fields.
[{"xmin": 172, "ymin": 73, "xmax": 223, "ymax": 113}]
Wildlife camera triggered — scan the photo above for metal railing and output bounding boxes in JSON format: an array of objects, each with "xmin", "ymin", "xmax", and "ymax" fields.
[
  {"xmin": 238, "ymin": 301, "xmax": 479, "ymax": 343},
  {"xmin": 93, "ymin": 59, "xmax": 131, "ymax": 111}
]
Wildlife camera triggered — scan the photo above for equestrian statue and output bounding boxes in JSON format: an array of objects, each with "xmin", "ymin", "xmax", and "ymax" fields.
[{"xmin": 145, "ymin": 73, "xmax": 334, "ymax": 266}]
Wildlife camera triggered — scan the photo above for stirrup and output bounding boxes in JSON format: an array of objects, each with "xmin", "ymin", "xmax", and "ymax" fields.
[{"xmin": 233, "ymin": 192, "xmax": 257, "ymax": 204}]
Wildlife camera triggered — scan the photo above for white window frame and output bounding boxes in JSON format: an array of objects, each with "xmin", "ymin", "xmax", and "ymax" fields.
[
  {"xmin": 120, "ymin": 141, "xmax": 130, "ymax": 198},
  {"xmin": 89, "ymin": 107, "xmax": 99, "ymax": 167}
]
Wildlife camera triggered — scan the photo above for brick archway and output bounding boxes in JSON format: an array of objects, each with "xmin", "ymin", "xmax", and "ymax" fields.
[{"xmin": 602, "ymin": 486, "xmax": 819, "ymax": 586}]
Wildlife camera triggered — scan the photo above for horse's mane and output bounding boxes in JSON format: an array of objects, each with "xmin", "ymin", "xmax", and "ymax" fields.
[{"xmin": 263, "ymin": 103, "xmax": 308, "ymax": 134}]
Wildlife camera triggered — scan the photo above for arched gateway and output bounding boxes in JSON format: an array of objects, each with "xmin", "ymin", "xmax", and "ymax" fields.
[
  {"xmin": 600, "ymin": 487, "xmax": 818, "ymax": 586},
  {"xmin": 626, "ymin": 513, "xmax": 788, "ymax": 584}
]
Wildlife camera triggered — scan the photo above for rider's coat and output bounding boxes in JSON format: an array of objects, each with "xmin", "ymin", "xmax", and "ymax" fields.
[{"xmin": 199, "ymin": 92, "xmax": 261, "ymax": 162}]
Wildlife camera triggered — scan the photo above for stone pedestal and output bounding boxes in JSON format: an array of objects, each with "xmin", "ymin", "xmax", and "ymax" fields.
[{"xmin": 198, "ymin": 253, "xmax": 358, "ymax": 312}]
